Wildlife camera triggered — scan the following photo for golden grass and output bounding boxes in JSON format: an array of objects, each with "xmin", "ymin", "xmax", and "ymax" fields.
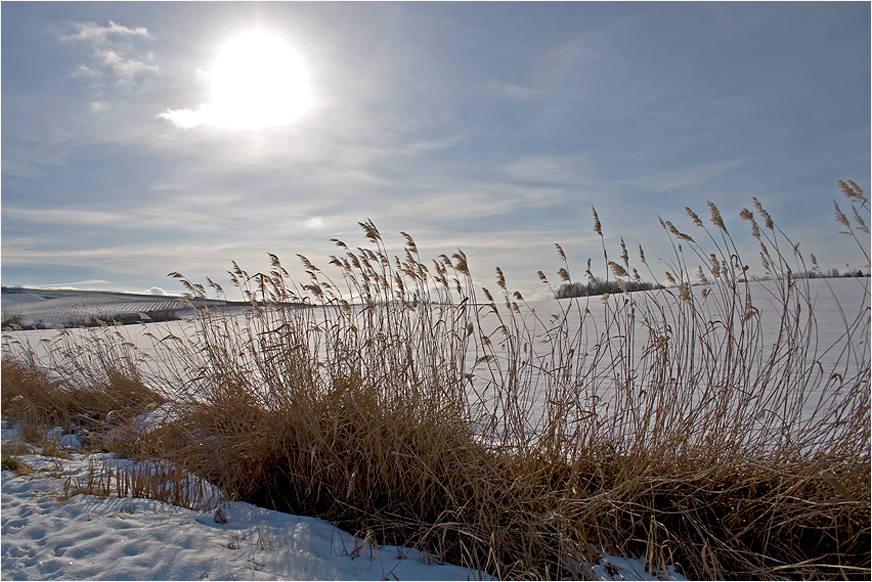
[
  {"xmin": 1, "ymin": 332, "xmax": 166, "ymax": 445},
  {"xmin": 1, "ymin": 185, "xmax": 869, "ymax": 579}
]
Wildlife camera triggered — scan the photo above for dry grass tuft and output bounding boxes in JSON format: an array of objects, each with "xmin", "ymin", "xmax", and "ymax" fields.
[
  {"xmin": 1, "ymin": 334, "xmax": 166, "ymax": 446},
  {"xmin": 63, "ymin": 457, "xmax": 217, "ymax": 510},
  {"xmin": 1, "ymin": 454, "xmax": 34, "ymax": 475}
]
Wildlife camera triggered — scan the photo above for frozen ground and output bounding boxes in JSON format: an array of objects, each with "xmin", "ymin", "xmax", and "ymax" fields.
[{"xmin": 1, "ymin": 424, "xmax": 685, "ymax": 581}]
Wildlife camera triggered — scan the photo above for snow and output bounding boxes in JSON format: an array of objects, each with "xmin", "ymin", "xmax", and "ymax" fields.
[
  {"xmin": 2, "ymin": 424, "xmax": 493, "ymax": 581},
  {"xmin": 1, "ymin": 424, "xmax": 685, "ymax": 581}
]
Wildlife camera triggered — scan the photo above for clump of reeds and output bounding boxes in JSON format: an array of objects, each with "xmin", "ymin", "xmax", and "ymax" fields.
[
  {"xmin": 1, "ymin": 325, "xmax": 166, "ymax": 445},
  {"xmin": 523, "ymin": 191, "xmax": 870, "ymax": 578},
  {"xmin": 2, "ymin": 185, "xmax": 868, "ymax": 579}
]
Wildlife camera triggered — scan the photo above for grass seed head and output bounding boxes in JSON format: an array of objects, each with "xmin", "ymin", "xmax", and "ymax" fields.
[
  {"xmin": 708, "ymin": 201, "xmax": 726, "ymax": 231},
  {"xmin": 686, "ymin": 207, "xmax": 704, "ymax": 227},
  {"xmin": 592, "ymin": 206, "xmax": 602, "ymax": 236},
  {"xmin": 752, "ymin": 197, "xmax": 774, "ymax": 229},
  {"xmin": 835, "ymin": 202, "xmax": 851, "ymax": 229}
]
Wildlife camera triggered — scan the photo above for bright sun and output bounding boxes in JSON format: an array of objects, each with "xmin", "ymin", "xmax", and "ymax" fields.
[{"xmin": 190, "ymin": 29, "xmax": 313, "ymax": 130}]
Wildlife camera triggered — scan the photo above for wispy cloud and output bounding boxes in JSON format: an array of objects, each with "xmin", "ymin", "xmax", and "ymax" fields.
[
  {"xmin": 42, "ymin": 279, "xmax": 112, "ymax": 289},
  {"xmin": 157, "ymin": 103, "xmax": 219, "ymax": 129},
  {"xmin": 412, "ymin": 191, "xmax": 516, "ymax": 220},
  {"xmin": 625, "ymin": 161, "xmax": 740, "ymax": 193},
  {"xmin": 1, "ymin": 236, "xmax": 261, "ymax": 273},
  {"xmin": 66, "ymin": 20, "xmax": 150, "ymax": 42},
  {"xmin": 62, "ymin": 20, "xmax": 157, "ymax": 85},
  {"xmin": 92, "ymin": 48, "xmax": 158, "ymax": 82},
  {"xmin": 404, "ymin": 182, "xmax": 565, "ymax": 222},
  {"xmin": 489, "ymin": 81, "xmax": 547, "ymax": 103},
  {"xmin": 3, "ymin": 207, "xmax": 124, "ymax": 226},
  {"xmin": 502, "ymin": 155, "xmax": 598, "ymax": 185}
]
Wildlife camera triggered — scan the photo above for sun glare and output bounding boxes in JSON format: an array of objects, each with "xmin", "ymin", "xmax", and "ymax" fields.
[{"xmin": 171, "ymin": 29, "xmax": 314, "ymax": 130}]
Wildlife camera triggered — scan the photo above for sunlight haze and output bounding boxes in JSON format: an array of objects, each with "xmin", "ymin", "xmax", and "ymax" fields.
[{"xmin": 160, "ymin": 28, "xmax": 314, "ymax": 130}]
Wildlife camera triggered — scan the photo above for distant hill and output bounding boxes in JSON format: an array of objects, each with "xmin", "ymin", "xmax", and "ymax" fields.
[{"xmin": 1, "ymin": 287, "xmax": 246, "ymax": 330}]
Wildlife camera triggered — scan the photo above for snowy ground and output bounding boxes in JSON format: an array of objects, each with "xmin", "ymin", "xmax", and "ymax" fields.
[
  {"xmin": 1, "ymin": 422, "xmax": 490, "ymax": 581},
  {"xmin": 1, "ymin": 423, "xmax": 685, "ymax": 581}
]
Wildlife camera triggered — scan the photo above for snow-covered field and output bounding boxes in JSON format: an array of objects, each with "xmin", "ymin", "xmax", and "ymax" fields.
[
  {"xmin": 0, "ymin": 287, "xmax": 247, "ymax": 329},
  {"xmin": 8, "ymin": 278, "xmax": 868, "ymax": 368},
  {"xmin": 1, "ymin": 423, "xmax": 684, "ymax": 581}
]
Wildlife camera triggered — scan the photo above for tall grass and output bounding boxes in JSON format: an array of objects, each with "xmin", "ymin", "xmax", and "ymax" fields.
[
  {"xmin": 2, "ymin": 183, "xmax": 869, "ymax": 579},
  {"xmin": 1, "ymin": 325, "xmax": 165, "ymax": 444}
]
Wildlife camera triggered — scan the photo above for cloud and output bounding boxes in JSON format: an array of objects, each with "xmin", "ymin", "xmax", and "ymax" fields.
[
  {"xmin": 414, "ymin": 191, "xmax": 514, "ymax": 219},
  {"xmin": 305, "ymin": 217, "xmax": 325, "ymax": 229},
  {"xmin": 1, "ymin": 237, "xmax": 258, "ymax": 275},
  {"xmin": 3, "ymin": 208, "xmax": 124, "ymax": 225},
  {"xmin": 503, "ymin": 156, "xmax": 575, "ymax": 184},
  {"xmin": 501, "ymin": 155, "xmax": 604, "ymax": 191},
  {"xmin": 626, "ymin": 160, "xmax": 740, "ymax": 192},
  {"xmin": 409, "ymin": 182, "xmax": 565, "ymax": 221},
  {"xmin": 157, "ymin": 104, "xmax": 217, "ymax": 129},
  {"xmin": 67, "ymin": 20, "xmax": 150, "ymax": 42},
  {"xmin": 396, "ymin": 136, "xmax": 468, "ymax": 154},
  {"xmin": 92, "ymin": 48, "xmax": 158, "ymax": 82},
  {"xmin": 43, "ymin": 280, "xmax": 111, "ymax": 289},
  {"xmin": 489, "ymin": 81, "xmax": 547, "ymax": 103},
  {"xmin": 72, "ymin": 65, "xmax": 100, "ymax": 79},
  {"xmin": 63, "ymin": 20, "xmax": 158, "ymax": 85}
]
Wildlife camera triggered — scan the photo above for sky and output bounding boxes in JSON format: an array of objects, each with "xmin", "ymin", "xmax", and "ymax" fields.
[{"xmin": 2, "ymin": 2, "xmax": 870, "ymax": 300}]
